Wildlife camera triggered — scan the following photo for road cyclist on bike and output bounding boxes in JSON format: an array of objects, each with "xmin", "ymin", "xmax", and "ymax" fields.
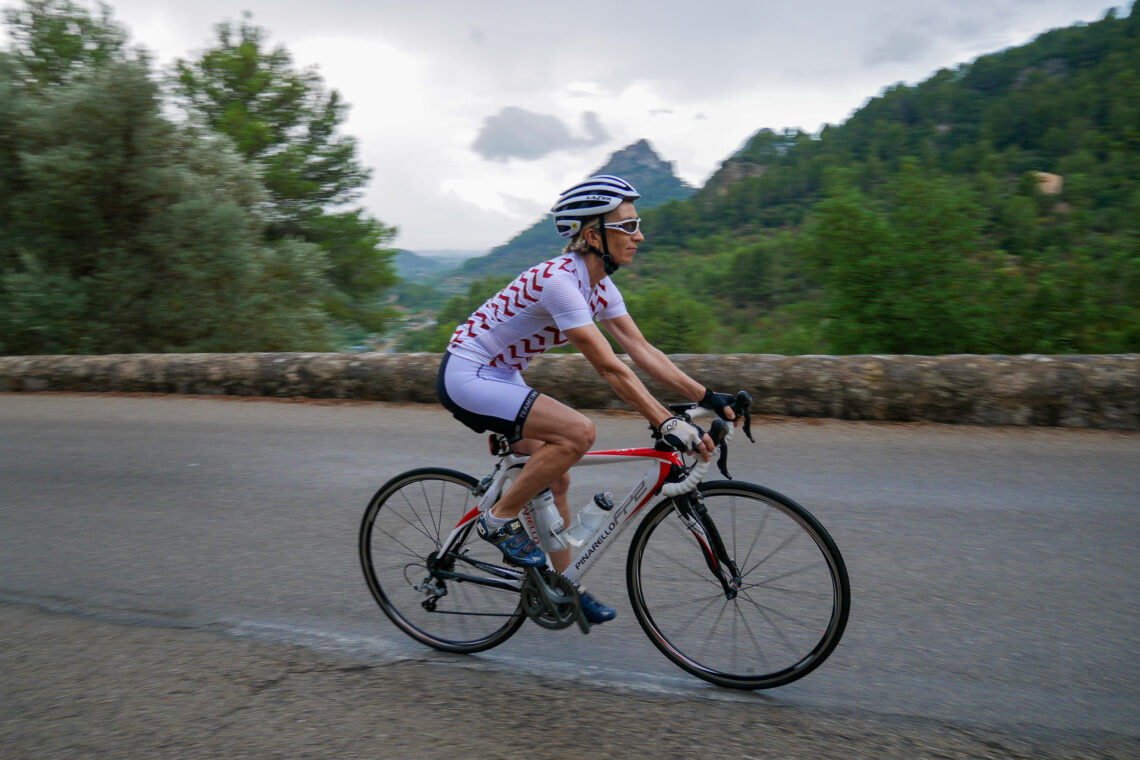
[{"xmin": 436, "ymin": 174, "xmax": 739, "ymax": 625}]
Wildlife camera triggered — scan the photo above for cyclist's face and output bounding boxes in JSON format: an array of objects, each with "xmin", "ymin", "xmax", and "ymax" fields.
[{"xmin": 601, "ymin": 201, "xmax": 644, "ymax": 265}]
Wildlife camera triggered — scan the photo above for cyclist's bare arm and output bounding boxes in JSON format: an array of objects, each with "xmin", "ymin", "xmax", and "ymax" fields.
[
  {"xmin": 563, "ymin": 321, "xmax": 714, "ymax": 459},
  {"xmin": 563, "ymin": 322, "xmax": 671, "ymax": 426},
  {"xmin": 601, "ymin": 314, "xmax": 735, "ymax": 422}
]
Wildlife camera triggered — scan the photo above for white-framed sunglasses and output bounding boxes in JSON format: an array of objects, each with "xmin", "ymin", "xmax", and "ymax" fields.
[{"xmin": 603, "ymin": 217, "xmax": 642, "ymax": 235}]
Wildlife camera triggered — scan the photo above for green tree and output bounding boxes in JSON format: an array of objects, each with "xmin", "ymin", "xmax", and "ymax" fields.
[
  {"xmin": 2, "ymin": 0, "xmax": 127, "ymax": 88},
  {"xmin": 174, "ymin": 15, "xmax": 396, "ymax": 338},
  {"xmin": 804, "ymin": 178, "xmax": 898, "ymax": 353},
  {"xmin": 807, "ymin": 166, "xmax": 996, "ymax": 354},
  {"xmin": 0, "ymin": 0, "xmax": 334, "ymax": 354},
  {"xmin": 623, "ymin": 285, "xmax": 715, "ymax": 354}
]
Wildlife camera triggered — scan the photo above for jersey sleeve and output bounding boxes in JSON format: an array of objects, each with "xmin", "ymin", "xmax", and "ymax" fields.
[
  {"xmin": 592, "ymin": 278, "xmax": 628, "ymax": 321},
  {"xmin": 540, "ymin": 269, "xmax": 593, "ymax": 332}
]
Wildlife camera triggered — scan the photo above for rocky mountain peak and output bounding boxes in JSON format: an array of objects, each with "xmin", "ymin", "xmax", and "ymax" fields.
[{"xmin": 592, "ymin": 139, "xmax": 695, "ymax": 204}]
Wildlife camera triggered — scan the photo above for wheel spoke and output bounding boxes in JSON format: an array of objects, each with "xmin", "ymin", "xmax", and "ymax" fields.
[
  {"xmin": 655, "ymin": 592, "xmax": 725, "ymax": 641},
  {"xmin": 740, "ymin": 528, "xmax": 804, "ymax": 580},
  {"xmin": 737, "ymin": 585, "xmax": 826, "ymax": 634},
  {"xmin": 695, "ymin": 598, "xmax": 733, "ymax": 660},
  {"xmin": 371, "ymin": 559, "xmax": 422, "ymax": 575},
  {"xmin": 399, "ymin": 486, "xmax": 443, "ymax": 544},
  {"xmin": 645, "ymin": 540, "xmax": 724, "ymax": 587},
  {"xmin": 731, "ymin": 601, "xmax": 772, "ymax": 669},
  {"xmin": 642, "ymin": 587, "xmax": 724, "ymax": 614},
  {"xmin": 372, "ymin": 522, "xmax": 436, "ymax": 561},
  {"xmin": 741, "ymin": 583, "xmax": 832, "ymax": 600},
  {"xmin": 738, "ymin": 502, "xmax": 772, "ymax": 576},
  {"xmin": 740, "ymin": 589, "xmax": 804, "ymax": 655},
  {"xmin": 744, "ymin": 557, "xmax": 827, "ymax": 588}
]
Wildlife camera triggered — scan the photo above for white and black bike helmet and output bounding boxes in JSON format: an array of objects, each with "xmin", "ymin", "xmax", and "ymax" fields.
[
  {"xmin": 551, "ymin": 174, "xmax": 640, "ymax": 239},
  {"xmin": 551, "ymin": 174, "xmax": 640, "ymax": 275}
]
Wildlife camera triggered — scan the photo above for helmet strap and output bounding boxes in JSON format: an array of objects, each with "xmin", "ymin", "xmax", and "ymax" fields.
[{"xmin": 588, "ymin": 216, "xmax": 620, "ymax": 275}]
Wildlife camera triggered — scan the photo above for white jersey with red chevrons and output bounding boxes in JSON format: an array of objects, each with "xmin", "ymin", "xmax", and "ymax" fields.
[{"xmin": 447, "ymin": 252, "xmax": 627, "ymax": 372}]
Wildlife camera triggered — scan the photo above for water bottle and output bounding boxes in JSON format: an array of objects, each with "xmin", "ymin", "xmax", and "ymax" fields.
[
  {"xmin": 566, "ymin": 492, "xmax": 615, "ymax": 547},
  {"xmin": 528, "ymin": 488, "xmax": 567, "ymax": 550}
]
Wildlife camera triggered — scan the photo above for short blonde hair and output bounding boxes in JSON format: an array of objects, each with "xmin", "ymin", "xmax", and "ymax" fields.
[{"xmin": 562, "ymin": 216, "xmax": 601, "ymax": 254}]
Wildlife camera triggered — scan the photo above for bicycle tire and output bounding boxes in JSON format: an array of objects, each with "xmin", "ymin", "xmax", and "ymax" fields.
[
  {"xmin": 627, "ymin": 480, "xmax": 850, "ymax": 689},
  {"xmin": 359, "ymin": 467, "xmax": 525, "ymax": 653}
]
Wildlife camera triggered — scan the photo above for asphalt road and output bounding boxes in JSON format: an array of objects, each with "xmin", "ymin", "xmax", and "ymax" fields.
[{"xmin": 2, "ymin": 393, "xmax": 1138, "ymax": 740}]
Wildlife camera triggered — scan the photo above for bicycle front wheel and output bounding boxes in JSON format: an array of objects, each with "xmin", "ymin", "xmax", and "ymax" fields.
[
  {"xmin": 359, "ymin": 467, "xmax": 525, "ymax": 653},
  {"xmin": 627, "ymin": 481, "xmax": 849, "ymax": 689}
]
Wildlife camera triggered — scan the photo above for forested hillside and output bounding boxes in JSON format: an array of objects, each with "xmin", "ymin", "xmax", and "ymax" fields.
[{"xmin": 408, "ymin": 5, "xmax": 1139, "ymax": 355}]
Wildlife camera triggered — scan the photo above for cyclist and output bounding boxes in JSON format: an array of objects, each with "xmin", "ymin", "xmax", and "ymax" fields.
[{"xmin": 436, "ymin": 174, "xmax": 736, "ymax": 624}]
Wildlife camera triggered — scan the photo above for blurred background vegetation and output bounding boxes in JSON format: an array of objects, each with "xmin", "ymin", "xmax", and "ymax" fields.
[
  {"xmin": 2, "ymin": 0, "xmax": 1138, "ymax": 356},
  {"xmin": 0, "ymin": 0, "xmax": 396, "ymax": 353}
]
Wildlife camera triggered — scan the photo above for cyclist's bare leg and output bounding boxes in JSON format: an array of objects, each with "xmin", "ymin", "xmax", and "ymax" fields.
[
  {"xmin": 547, "ymin": 472, "xmax": 572, "ymax": 572},
  {"xmin": 488, "ymin": 394, "xmax": 594, "ymax": 543},
  {"xmin": 510, "ymin": 436, "xmax": 573, "ymax": 572},
  {"xmin": 493, "ymin": 398, "xmax": 616, "ymax": 622}
]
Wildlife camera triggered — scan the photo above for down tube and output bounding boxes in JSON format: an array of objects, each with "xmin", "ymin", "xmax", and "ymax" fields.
[{"xmin": 560, "ymin": 451, "xmax": 675, "ymax": 585}]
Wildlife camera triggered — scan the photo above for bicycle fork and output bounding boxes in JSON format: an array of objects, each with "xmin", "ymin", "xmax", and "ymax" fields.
[{"xmin": 673, "ymin": 493, "xmax": 742, "ymax": 599}]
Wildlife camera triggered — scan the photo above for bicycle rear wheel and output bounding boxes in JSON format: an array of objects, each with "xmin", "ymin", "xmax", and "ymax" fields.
[
  {"xmin": 359, "ymin": 467, "xmax": 525, "ymax": 653},
  {"xmin": 627, "ymin": 481, "xmax": 849, "ymax": 689}
]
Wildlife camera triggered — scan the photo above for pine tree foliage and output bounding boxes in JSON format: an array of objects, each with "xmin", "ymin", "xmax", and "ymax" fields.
[
  {"xmin": 174, "ymin": 15, "xmax": 397, "ymax": 337},
  {"xmin": 0, "ymin": 0, "xmax": 335, "ymax": 353}
]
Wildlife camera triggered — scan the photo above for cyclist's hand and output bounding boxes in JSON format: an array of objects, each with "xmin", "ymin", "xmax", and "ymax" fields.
[
  {"xmin": 660, "ymin": 417, "xmax": 712, "ymax": 461},
  {"xmin": 700, "ymin": 388, "xmax": 739, "ymax": 425}
]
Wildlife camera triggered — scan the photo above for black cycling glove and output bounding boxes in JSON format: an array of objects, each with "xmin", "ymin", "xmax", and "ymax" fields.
[{"xmin": 700, "ymin": 388, "xmax": 736, "ymax": 421}]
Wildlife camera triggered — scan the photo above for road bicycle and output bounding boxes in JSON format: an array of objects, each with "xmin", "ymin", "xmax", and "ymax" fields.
[{"xmin": 359, "ymin": 392, "xmax": 850, "ymax": 689}]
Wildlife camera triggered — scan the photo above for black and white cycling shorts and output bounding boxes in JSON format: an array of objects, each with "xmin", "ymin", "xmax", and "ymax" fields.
[{"xmin": 436, "ymin": 352, "xmax": 539, "ymax": 440}]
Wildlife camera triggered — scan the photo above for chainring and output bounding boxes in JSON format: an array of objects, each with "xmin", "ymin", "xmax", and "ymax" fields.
[{"xmin": 520, "ymin": 568, "xmax": 580, "ymax": 630}]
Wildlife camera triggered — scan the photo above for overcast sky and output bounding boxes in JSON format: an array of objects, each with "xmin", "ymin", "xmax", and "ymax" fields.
[{"xmin": 1, "ymin": 1, "xmax": 1125, "ymax": 252}]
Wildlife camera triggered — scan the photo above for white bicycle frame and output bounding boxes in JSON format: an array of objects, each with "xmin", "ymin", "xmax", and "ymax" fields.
[{"xmin": 436, "ymin": 407, "xmax": 729, "ymax": 587}]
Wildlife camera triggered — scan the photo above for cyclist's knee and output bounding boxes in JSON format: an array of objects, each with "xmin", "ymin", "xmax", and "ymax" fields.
[{"xmin": 566, "ymin": 415, "xmax": 595, "ymax": 456}]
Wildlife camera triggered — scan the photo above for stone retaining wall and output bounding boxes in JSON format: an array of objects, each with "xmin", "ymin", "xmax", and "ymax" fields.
[{"xmin": 1, "ymin": 353, "xmax": 1137, "ymax": 429}]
